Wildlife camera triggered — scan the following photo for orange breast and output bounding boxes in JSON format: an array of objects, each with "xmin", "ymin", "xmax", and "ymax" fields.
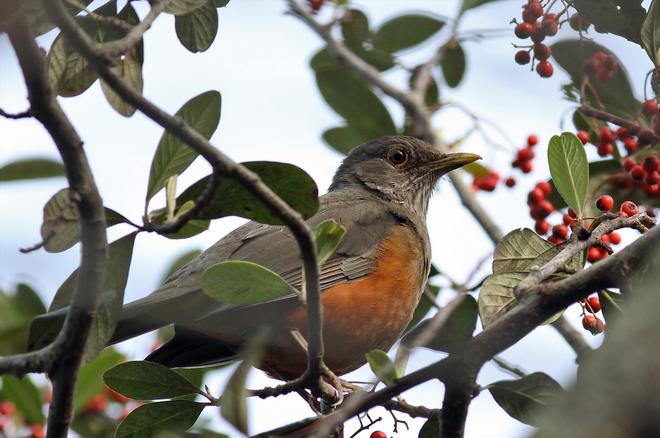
[{"xmin": 262, "ymin": 225, "xmax": 427, "ymax": 378}]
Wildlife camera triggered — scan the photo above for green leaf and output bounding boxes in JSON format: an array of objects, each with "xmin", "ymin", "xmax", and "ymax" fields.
[
  {"xmin": 341, "ymin": 9, "xmax": 370, "ymax": 47},
  {"xmin": 598, "ymin": 289, "xmax": 624, "ymax": 322},
  {"xmin": 373, "ymin": 14, "xmax": 444, "ymax": 53},
  {"xmin": 165, "ymin": 0, "xmax": 208, "ymax": 15},
  {"xmin": 160, "ymin": 249, "xmax": 202, "ymax": 284},
  {"xmin": 547, "ymin": 132, "xmax": 589, "ymax": 217},
  {"xmin": 365, "ymin": 349, "xmax": 398, "ymax": 385},
  {"xmin": 220, "ymin": 330, "xmax": 267, "ymax": 434},
  {"xmin": 116, "ymin": 400, "xmax": 205, "ymax": 438},
  {"xmin": 74, "ymin": 348, "xmax": 124, "ymax": 413},
  {"xmin": 202, "ymin": 261, "xmax": 295, "ymax": 305},
  {"xmin": 460, "ymin": 0, "xmax": 505, "ymax": 14},
  {"xmin": 314, "ymin": 220, "xmax": 346, "ymax": 267},
  {"xmin": 13, "ymin": 283, "xmax": 46, "ymax": 317},
  {"xmin": 0, "ymin": 158, "xmax": 65, "ymax": 181},
  {"xmin": 322, "ymin": 125, "xmax": 370, "ymax": 155},
  {"xmin": 642, "ymin": 0, "xmax": 660, "ymax": 64},
  {"xmin": 104, "ymin": 361, "xmax": 200, "ymax": 400},
  {"xmin": 488, "ymin": 372, "xmax": 562, "ymax": 426},
  {"xmin": 478, "ymin": 272, "xmax": 527, "ymax": 328},
  {"xmin": 146, "ymin": 90, "xmax": 221, "ymax": 202},
  {"xmin": 419, "ymin": 417, "xmax": 442, "ymax": 437},
  {"xmin": 175, "ymin": 161, "xmax": 319, "ymax": 225},
  {"xmin": 29, "ymin": 233, "xmax": 137, "ymax": 363},
  {"xmin": 100, "ymin": 3, "xmax": 144, "ymax": 117},
  {"xmin": 551, "ymin": 39, "xmax": 641, "ymax": 119},
  {"xmin": 315, "ymin": 69, "xmax": 396, "ymax": 138},
  {"xmin": 175, "ymin": 1, "xmax": 218, "ymax": 53},
  {"xmin": 47, "ymin": 30, "xmax": 98, "ymax": 96},
  {"xmin": 441, "ymin": 42, "xmax": 466, "ymax": 88},
  {"xmin": 0, "ymin": 375, "xmax": 45, "ymax": 425},
  {"xmin": 402, "ymin": 295, "xmax": 478, "ymax": 353},
  {"xmin": 405, "ymin": 284, "xmax": 440, "ymax": 333},
  {"xmin": 573, "ymin": 0, "xmax": 646, "ymax": 45},
  {"xmin": 492, "ymin": 228, "xmax": 555, "ymax": 274},
  {"xmin": 40, "ymin": 191, "xmax": 128, "ymax": 254},
  {"xmin": 148, "ymin": 200, "xmax": 211, "ymax": 240},
  {"xmin": 213, "ymin": 0, "xmax": 230, "ymax": 7},
  {"xmin": 462, "ymin": 161, "xmax": 491, "ymax": 177}
]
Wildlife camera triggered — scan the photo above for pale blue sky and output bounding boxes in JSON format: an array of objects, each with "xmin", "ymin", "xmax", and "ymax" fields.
[{"xmin": 0, "ymin": 1, "xmax": 651, "ymax": 436}]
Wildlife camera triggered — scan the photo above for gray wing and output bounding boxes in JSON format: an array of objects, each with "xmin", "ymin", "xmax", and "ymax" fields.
[{"xmin": 111, "ymin": 190, "xmax": 400, "ymax": 342}]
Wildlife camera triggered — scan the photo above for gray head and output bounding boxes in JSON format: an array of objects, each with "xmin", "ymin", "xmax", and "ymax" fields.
[{"xmin": 329, "ymin": 136, "xmax": 480, "ymax": 217}]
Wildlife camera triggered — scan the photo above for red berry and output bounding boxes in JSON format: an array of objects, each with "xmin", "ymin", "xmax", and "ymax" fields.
[
  {"xmin": 616, "ymin": 127, "xmax": 630, "ymax": 140},
  {"xmin": 623, "ymin": 157, "xmax": 637, "ymax": 171},
  {"xmin": 30, "ymin": 425, "xmax": 45, "ymax": 438},
  {"xmin": 528, "ymin": 188, "xmax": 545, "ymax": 204},
  {"xmin": 600, "ymin": 233, "xmax": 611, "ymax": 244},
  {"xmin": 563, "ymin": 213, "xmax": 574, "ymax": 226},
  {"xmin": 567, "ymin": 207, "xmax": 577, "ymax": 218},
  {"xmin": 515, "ymin": 50, "xmax": 531, "ymax": 65},
  {"xmin": 535, "ymin": 220, "xmax": 549, "ymax": 235},
  {"xmin": 515, "ymin": 22, "xmax": 534, "ymax": 39},
  {"xmin": 517, "ymin": 147, "xmax": 535, "ymax": 161},
  {"xmin": 505, "ymin": 177, "xmax": 516, "ymax": 187},
  {"xmin": 595, "ymin": 194, "xmax": 614, "ymax": 211},
  {"xmin": 370, "ymin": 432, "xmax": 387, "ymax": 438},
  {"xmin": 548, "ymin": 236, "xmax": 563, "ymax": 244},
  {"xmin": 599, "ymin": 126, "xmax": 615, "ymax": 143},
  {"xmin": 569, "ymin": 13, "xmax": 590, "ymax": 31},
  {"xmin": 620, "ymin": 200, "xmax": 638, "ymax": 216},
  {"xmin": 597, "ymin": 142, "xmax": 614, "ymax": 157},
  {"xmin": 582, "ymin": 314, "xmax": 598, "ymax": 330},
  {"xmin": 531, "ymin": 22, "xmax": 545, "ymax": 43},
  {"xmin": 536, "ymin": 60, "xmax": 553, "ymax": 77},
  {"xmin": 594, "ymin": 318, "xmax": 606, "ymax": 334},
  {"xmin": 526, "ymin": 1, "xmax": 544, "ymax": 19},
  {"xmin": 533, "ymin": 43, "xmax": 551, "ymax": 60},
  {"xmin": 537, "ymin": 199, "xmax": 554, "ymax": 217},
  {"xmin": 642, "ymin": 155, "xmax": 660, "ymax": 172},
  {"xmin": 309, "ymin": 0, "xmax": 323, "ymax": 12},
  {"xmin": 479, "ymin": 177, "xmax": 497, "ymax": 192},
  {"xmin": 552, "ymin": 224, "xmax": 569, "ymax": 239},
  {"xmin": 587, "ymin": 246, "xmax": 606, "ymax": 263},
  {"xmin": 623, "ymin": 138, "xmax": 638, "ymax": 153},
  {"xmin": 630, "ymin": 165, "xmax": 646, "ymax": 181},
  {"xmin": 536, "ymin": 181, "xmax": 552, "ymax": 196},
  {"xmin": 645, "ymin": 171, "xmax": 660, "ymax": 185},
  {"xmin": 520, "ymin": 160, "xmax": 533, "ymax": 173},
  {"xmin": 0, "ymin": 401, "xmax": 16, "ymax": 416},
  {"xmin": 587, "ymin": 296, "xmax": 602, "ymax": 313},
  {"xmin": 84, "ymin": 394, "xmax": 108, "ymax": 414},
  {"xmin": 638, "ymin": 129, "xmax": 656, "ymax": 146},
  {"xmin": 609, "ymin": 231, "xmax": 621, "ymax": 244},
  {"xmin": 541, "ymin": 13, "xmax": 558, "ymax": 35},
  {"xmin": 642, "ymin": 99, "xmax": 659, "ymax": 117},
  {"xmin": 576, "ymin": 130, "xmax": 590, "ymax": 144},
  {"xmin": 527, "ymin": 134, "xmax": 538, "ymax": 147}
]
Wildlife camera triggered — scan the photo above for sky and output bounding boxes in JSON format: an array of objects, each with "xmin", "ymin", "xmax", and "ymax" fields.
[{"xmin": 0, "ymin": 0, "xmax": 652, "ymax": 437}]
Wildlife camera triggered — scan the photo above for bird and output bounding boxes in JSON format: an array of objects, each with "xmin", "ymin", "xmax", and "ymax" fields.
[{"xmin": 110, "ymin": 135, "xmax": 480, "ymax": 379}]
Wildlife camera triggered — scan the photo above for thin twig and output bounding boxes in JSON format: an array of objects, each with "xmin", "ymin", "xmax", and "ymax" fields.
[
  {"xmin": 491, "ymin": 356, "xmax": 527, "ymax": 378},
  {"xmin": 0, "ymin": 107, "xmax": 32, "ymax": 119}
]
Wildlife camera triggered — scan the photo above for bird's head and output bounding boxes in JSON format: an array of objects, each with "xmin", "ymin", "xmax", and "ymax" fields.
[{"xmin": 329, "ymin": 136, "xmax": 481, "ymax": 216}]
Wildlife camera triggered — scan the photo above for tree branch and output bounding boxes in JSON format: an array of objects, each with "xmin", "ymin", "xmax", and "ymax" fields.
[
  {"xmin": 3, "ymin": 17, "xmax": 108, "ymax": 438},
  {"xmin": 0, "ymin": 107, "xmax": 32, "ymax": 119},
  {"xmin": 42, "ymin": 0, "xmax": 333, "ymax": 397},
  {"xmin": 579, "ymin": 105, "xmax": 659, "ymax": 143}
]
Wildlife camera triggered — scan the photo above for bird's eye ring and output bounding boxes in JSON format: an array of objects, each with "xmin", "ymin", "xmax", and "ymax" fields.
[{"xmin": 387, "ymin": 148, "xmax": 408, "ymax": 166}]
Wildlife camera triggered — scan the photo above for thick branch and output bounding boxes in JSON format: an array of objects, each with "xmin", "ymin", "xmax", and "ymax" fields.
[
  {"xmin": 3, "ymin": 18, "xmax": 108, "ymax": 438},
  {"xmin": 43, "ymin": 0, "xmax": 330, "ymax": 392}
]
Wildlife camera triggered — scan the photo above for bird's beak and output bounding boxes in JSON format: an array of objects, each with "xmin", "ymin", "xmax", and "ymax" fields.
[{"xmin": 427, "ymin": 152, "xmax": 481, "ymax": 174}]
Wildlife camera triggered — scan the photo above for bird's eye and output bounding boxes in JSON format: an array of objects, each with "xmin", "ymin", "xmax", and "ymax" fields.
[{"xmin": 387, "ymin": 148, "xmax": 408, "ymax": 166}]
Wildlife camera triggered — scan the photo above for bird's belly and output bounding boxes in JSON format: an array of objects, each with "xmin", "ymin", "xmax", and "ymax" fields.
[{"xmin": 262, "ymin": 226, "xmax": 427, "ymax": 378}]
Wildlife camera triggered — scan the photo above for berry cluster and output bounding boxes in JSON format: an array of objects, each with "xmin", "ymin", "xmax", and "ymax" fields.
[
  {"xmin": 512, "ymin": 134, "xmax": 538, "ymax": 173},
  {"xmin": 527, "ymin": 181, "xmax": 559, "ymax": 239},
  {"xmin": 582, "ymin": 51, "xmax": 618, "ymax": 83},
  {"xmin": 0, "ymin": 401, "xmax": 44, "ymax": 438},
  {"xmin": 471, "ymin": 135, "xmax": 539, "ymax": 192},
  {"xmin": 472, "ymin": 170, "xmax": 501, "ymax": 192},
  {"xmin": 512, "ymin": 1, "xmax": 564, "ymax": 77},
  {"xmin": 621, "ymin": 155, "xmax": 660, "ymax": 197},
  {"xmin": 581, "ymin": 295, "xmax": 605, "ymax": 335}
]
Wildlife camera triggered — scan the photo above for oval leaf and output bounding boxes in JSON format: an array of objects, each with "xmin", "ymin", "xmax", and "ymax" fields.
[
  {"xmin": 165, "ymin": 0, "xmax": 208, "ymax": 15},
  {"xmin": 47, "ymin": 31, "xmax": 97, "ymax": 97},
  {"xmin": 441, "ymin": 42, "xmax": 466, "ymax": 88},
  {"xmin": 642, "ymin": 0, "xmax": 660, "ymax": 64},
  {"xmin": 478, "ymin": 272, "xmax": 526, "ymax": 328},
  {"xmin": 202, "ymin": 261, "xmax": 295, "ymax": 305},
  {"xmin": 0, "ymin": 375, "xmax": 45, "ymax": 425},
  {"xmin": 176, "ymin": 161, "xmax": 319, "ymax": 225},
  {"xmin": 488, "ymin": 372, "xmax": 562, "ymax": 426},
  {"xmin": 104, "ymin": 361, "xmax": 200, "ymax": 400},
  {"xmin": 146, "ymin": 90, "xmax": 221, "ymax": 202},
  {"xmin": 547, "ymin": 132, "xmax": 589, "ymax": 217},
  {"xmin": 341, "ymin": 9, "xmax": 370, "ymax": 47},
  {"xmin": 116, "ymin": 400, "xmax": 205, "ymax": 438},
  {"xmin": 373, "ymin": 14, "xmax": 444, "ymax": 53},
  {"xmin": 365, "ymin": 349, "xmax": 398, "ymax": 385},
  {"xmin": 0, "ymin": 158, "xmax": 65, "ymax": 181},
  {"xmin": 573, "ymin": 0, "xmax": 646, "ymax": 45},
  {"xmin": 419, "ymin": 417, "xmax": 442, "ymax": 437},
  {"xmin": 322, "ymin": 125, "xmax": 370, "ymax": 155},
  {"xmin": 314, "ymin": 219, "xmax": 346, "ymax": 267},
  {"xmin": 175, "ymin": 1, "xmax": 218, "ymax": 53},
  {"xmin": 493, "ymin": 228, "xmax": 553, "ymax": 274}
]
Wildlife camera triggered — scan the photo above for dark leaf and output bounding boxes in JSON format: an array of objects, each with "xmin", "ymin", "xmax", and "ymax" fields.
[
  {"xmin": 176, "ymin": 161, "xmax": 319, "ymax": 225},
  {"xmin": 573, "ymin": 0, "xmax": 646, "ymax": 45},
  {"xmin": 547, "ymin": 132, "xmax": 589, "ymax": 217},
  {"xmin": 73, "ymin": 348, "xmax": 124, "ymax": 413},
  {"xmin": 551, "ymin": 39, "xmax": 641, "ymax": 119},
  {"xmin": 322, "ymin": 125, "xmax": 370, "ymax": 155},
  {"xmin": 0, "ymin": 158, "xmax": 65, "ymax": 181},
  {"xmin": 341, "ymin": 9, "xmax": 370, "ymax": 47},
  {"xmin": 213, "ymin": 0, "xmax": 230, "ymax": 7},
  {"xmin": 479, "ymin": 272, "xmax": 526, "ymax": 327},
  {"xmin": 419, "ymin": 417, "xmax": 442, "ymax": 437},
  {"xmin": 460, "ymin": 0, "xmax": 506, "ymax": 14},
  {"xmin": 47, "ymin": 30, "xmax": 98, "ymax": 96},
  {"xmin": 373, "ymin": 14, "xmax": 444, "ymax": 53},
  {"xmin": 116, "ymin": 400, "xmax": 205, "ymax": 437},
  {"xmin": 40, "ymin": 189, "xmax": 128, "ymax": 253},
  {"xmin": 104, "ymin": 361, "xmax": 200, "ymax": 400},
  {"xmin": 314, "ymin": 219, "xmax": 346, "ymax": 266},
  {"xmin": 175, "ymin": 1, "xmax": 218, "ymax": 53},
  {"xmin": 642, "ymin": 0, "xmax": 660, "ymax": 64},
  {"xmin": 165, "ymin": 0, "xmax": 208, "ymax": 15},
  {"xmin": 202, "ymin": 261, "xmax": 295, "ymax": 305},
  {"xmin": 598, "ymin": 289, "xmax": 623, "ymax": 322},
  {"xmin": 488, "ymin": 372, "xmax": 562, "ymax": 426},
  {"xmin": 441, "ymin": 42, "xmax": 466, "ymax": 88},
  {"xmin": 13, "ymin": 283, "xmax": 46, "ymax": 317},
  {"xmin": 365, "ymin": 349, "xmax": 398, "ymax": 385},
  {"xmin": 146, "ymin": 90, "xmax": 221, "ymax": 202},
  {"xmin": 0, "ymin": 375, "xmax": 45, "ymax": 425},
  {"xmin": 315, "ymin": 69, "xmax": 396, "ymax": 138}
]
